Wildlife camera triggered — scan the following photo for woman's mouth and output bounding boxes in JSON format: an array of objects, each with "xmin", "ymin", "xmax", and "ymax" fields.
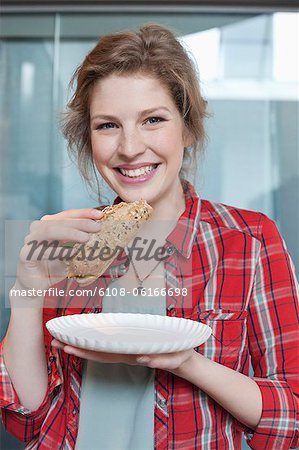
[{"xmin": 114, "ymin": 164, "xmax": 160, "ymax": 184}]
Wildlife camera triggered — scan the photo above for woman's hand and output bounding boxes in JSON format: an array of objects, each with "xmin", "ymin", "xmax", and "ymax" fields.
[
  {"xmin": 51, "ymin": 339, "xmax": 195, "ymax": 372},
  {"xmin": 15, "ymin": 208, "xmax": 103, "ymax": 295}
]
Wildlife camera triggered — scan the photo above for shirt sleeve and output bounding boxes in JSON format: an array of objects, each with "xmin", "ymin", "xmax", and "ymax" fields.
[
  {"xmin": 245, "ymin": 215, "xmax": 299, "ymax": 450},
  {"xmin": 0, "ymin": 307, "xmax": 63, "ymax": 442}
]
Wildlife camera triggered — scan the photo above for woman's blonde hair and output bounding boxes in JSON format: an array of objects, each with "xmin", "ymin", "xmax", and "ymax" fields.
[{"xmin": 62, "ymin": 23, "xmax": 209, "ymax": 191}]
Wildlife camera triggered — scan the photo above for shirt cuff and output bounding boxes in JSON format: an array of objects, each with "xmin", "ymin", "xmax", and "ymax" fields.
[{"xmin": 245, "ymin": 378, "xmax": 298, "ymax": 450}]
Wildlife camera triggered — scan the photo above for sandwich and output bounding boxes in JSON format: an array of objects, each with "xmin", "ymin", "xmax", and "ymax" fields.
[{"xmin": 67, "ymin": 199, "xmax": 153, "ymax": 286}]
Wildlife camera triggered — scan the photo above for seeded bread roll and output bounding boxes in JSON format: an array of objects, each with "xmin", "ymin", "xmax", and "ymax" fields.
[{"xmin": 67, "ymin": 199, "xmax": 153, "ymax": 286}]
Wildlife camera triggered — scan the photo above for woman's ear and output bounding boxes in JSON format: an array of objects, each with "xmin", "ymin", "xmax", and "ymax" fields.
[{"xmin": 183, "ymin": 127, "xmax": 194, "ymax": 148}]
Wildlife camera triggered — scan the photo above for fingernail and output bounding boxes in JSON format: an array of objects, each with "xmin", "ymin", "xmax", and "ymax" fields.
[
  {"xmin": 51, "ymin": 339, "xmax": 63, "ymax": 349},
  {"xmin": 137, "ymin": 356, "xmax": 150, "ymax": 363},
  {"xmin": 91, "ymin": 209, "xmax": 104, "ymax": 218}
]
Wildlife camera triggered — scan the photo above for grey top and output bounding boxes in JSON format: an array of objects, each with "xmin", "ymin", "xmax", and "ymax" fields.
[{"xmin": 76, "ymin": 279, "xmax": 166, "ymax": 450}]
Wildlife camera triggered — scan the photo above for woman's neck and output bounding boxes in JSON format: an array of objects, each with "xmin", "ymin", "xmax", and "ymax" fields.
[
  {"xmin": 148, "ymin": 178, "xmax": 186, "ymax": 223},
  {"xmin": 134, "ymin": 178, "xmax": 186, "ymax": 244}
]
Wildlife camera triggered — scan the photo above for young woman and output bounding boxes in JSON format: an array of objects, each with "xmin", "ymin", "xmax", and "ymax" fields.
[{"xmin": 0, "ymin": 24, "xmax": 298, "ymax": 450}]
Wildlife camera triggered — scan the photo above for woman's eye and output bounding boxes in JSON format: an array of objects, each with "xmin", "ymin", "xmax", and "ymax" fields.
[
  {"xmin": 145, "ymin": 117, "xmax": 164, "ymax": 125},
  {"xmin": 97, "ymin": 122, "xmax": 116, "ymax": 130}
]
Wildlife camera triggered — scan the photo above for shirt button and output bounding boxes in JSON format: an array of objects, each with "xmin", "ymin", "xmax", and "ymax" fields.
[
  {"xmin": 166, "ymin": 246, "xmax": 175, "ymax": 255},
  {"xmin": 119, "ymin": 263, "xmax": 127, "ymax": 273},
  {"xmin": 158, "ymin": 398, "xmax": 168, "ymax": 410},
  {"xmin": 167, "ymin": 304, "xmax": 175, "ymax": 311},
  {"xmin": 72, "ymin": 408, "xmax": 77, "ymax": 416}
]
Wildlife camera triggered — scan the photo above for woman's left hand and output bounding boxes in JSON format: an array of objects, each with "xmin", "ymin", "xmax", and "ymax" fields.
[{"xmin": 51, "ymin": 339, "xmax": 195, "ymax": 372}]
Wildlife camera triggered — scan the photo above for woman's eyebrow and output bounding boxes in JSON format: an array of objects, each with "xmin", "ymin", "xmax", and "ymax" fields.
[
  {"xmin": 90, "ymin": 107, "xmax": 171, "ymax": 122},
  {"xmin": 138, "ymin": 106, "xmax": 171, "ymax": 117}
]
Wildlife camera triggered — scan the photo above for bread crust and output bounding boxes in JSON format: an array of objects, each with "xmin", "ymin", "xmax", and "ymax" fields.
[{"xmin": 67, "ymin": 200, "xmax": 153, "ymax": 285}]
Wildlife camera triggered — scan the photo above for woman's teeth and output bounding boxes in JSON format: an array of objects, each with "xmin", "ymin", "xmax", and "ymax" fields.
[{"xmin": 119, "ymin": 164, "xmax": 157, "ymax": 178}]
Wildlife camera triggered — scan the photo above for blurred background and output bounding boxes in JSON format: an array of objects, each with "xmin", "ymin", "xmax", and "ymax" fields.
[{"xmin": 0, "ymin": 1, "xmax": 298, "ymax": 448}]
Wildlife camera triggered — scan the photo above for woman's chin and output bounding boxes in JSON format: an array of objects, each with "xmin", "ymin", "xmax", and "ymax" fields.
[
  {"xmin": 119, "ymin": 191, "xmax": 156, "ymax": 205},
  {"xmin": 111, "ymin": 179, "xmax": 160, "ymax": 204}
]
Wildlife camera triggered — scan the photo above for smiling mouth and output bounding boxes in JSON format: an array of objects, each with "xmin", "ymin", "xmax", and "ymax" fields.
[{"xmin": 116, "ymin": 164, "xmax": 159, "ymax": 178}]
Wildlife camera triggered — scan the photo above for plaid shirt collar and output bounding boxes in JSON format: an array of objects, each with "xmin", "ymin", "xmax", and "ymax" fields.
[{"xmin": 112, "ymin": 179, "xmax": 201, "ymax": 260}]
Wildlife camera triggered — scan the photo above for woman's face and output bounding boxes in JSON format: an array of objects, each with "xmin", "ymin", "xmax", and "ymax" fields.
[{"xmin": 89, "ymin": 73, "xmax": 192, "ymax": 206}]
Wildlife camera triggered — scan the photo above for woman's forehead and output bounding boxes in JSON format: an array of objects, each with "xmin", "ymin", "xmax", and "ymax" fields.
[
  {"xmin": 92, "ymin": 73, "xmax": 167, "ymax": 95},
  {"xmin": 89, "ymin": 74, "xmax": 178, "ymax": 115}
]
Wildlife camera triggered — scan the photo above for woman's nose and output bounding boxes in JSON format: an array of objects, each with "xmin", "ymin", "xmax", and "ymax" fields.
[{"xmin": 117, "ymin": 128, "xmax": 146, "ymax": 158}]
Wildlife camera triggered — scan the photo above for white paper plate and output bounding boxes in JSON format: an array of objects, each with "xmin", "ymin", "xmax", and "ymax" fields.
[{"xmin": 46, "ymin": 313, "xmax": 212, "ymax": 354}]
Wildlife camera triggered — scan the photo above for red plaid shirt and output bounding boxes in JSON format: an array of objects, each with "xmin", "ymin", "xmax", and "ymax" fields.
[{"xmin": 1, "ymin": 180, "xmax": 298, "ymax": 450}]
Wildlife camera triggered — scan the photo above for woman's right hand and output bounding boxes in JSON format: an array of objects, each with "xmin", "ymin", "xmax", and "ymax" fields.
[{"xmin": 15, "ymin": 208, "xmax": 103, "ymax": 294}]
